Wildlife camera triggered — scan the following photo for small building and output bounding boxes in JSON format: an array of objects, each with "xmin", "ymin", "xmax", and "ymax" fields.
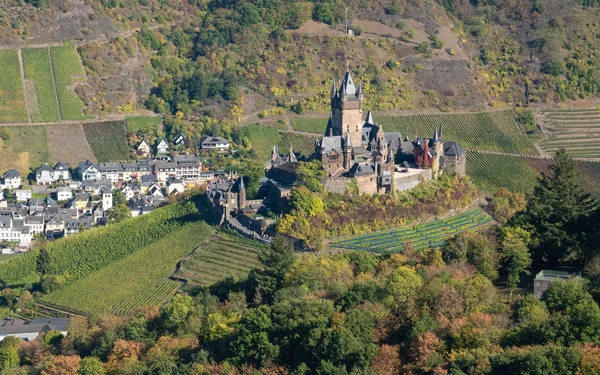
[
  {"xmin": 166, "ymin": 177, "xmax": 185, "ymax": 195},
  {"xmin": 200, "ymin": 135, "xmax": 230, "ymax": 151},
  {"xmin": 0, "ymin": 317, "xmax": 69, "ymax": 342},
  {"xmin": 533, "ymin": 270, "xmax": 582, "ymax": 298},
  {"xmin": 173, "ymin": 133, "xmax": 187, "ymax": 147},
  {"xmin": 3, "ymin": 170, "xmax": 21, "ymax": 189},
  {"xmin": 54, "ymin": 161, "xmax": 71, "ymax": 181},
  {"xmin": 156, "ymin": 139, "xmax": 169, "ymax": 154},
  {"xmin": 56, "ymin": 187, "xmax": 72, "ymax": 201},
  {"xmin": 78, "ymin": 161, "xmax": 100, "ymax": 181},
  {"xmin": 15, "ymin": 189, "xmax": 32, "ymax": 202},
  {"xmin": 136, "ymin": 140, "xmax": 151, "ymax": 157}
]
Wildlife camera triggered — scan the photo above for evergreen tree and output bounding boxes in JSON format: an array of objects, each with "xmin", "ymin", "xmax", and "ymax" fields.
[
  {"xmin": 248, "ymin": 236, "xmax": 295, "ymax": 304},
  {"xmin": 514, "ymin": 149, "xmax": 595, "ymax": 267}
]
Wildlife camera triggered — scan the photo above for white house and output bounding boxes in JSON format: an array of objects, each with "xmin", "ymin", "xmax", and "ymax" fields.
[
  {"xmin": 102, "ymin": 190, "xmax": 113, "ymax": 210},
  {"xmin": 0, "ymin": 216, "xmax": 32, "ymax": 245},
  {"xmin": 78, "ymin": 161, "xmax": 100, "ymax": 181},
  {"xmin": 3, "ymin": 170, "xmax": 21, "ymax": 189},
  {"xmin": 156, "ymin": 139, "xmax": 169, "ymax": 154},
  {"xmin": 136, "ymin": 140, "xmax": 151, "ymax": 157},
  {"xmin": 166, "ymin": 178, "xmax": 185, "ymax": 195},
  {"xmin": 53, "ymin": 161, "xmax": 71, "ymax": 181},
  {"xmin": 0, "ymin": 318, "xmax": 69, "ymax": 342},
  {"xmin": 199, "ymin": 135, "xmax": 230, "ymax": 151},
  {"xmin": 23, "ymin": 216, "xmax": 44, "ymax": 235},
  {"xmin": 35, "ymin": 165, "xmax": 55, "ymax": 186},
  {"xmin": 56, "ymin": 187, "xmax": 72, "ymax": 201},
  {"xmin": 15, "ymin": 190, "xmax": 32, "ymax": 202},
  {"xmin": 173, "ymin": 133, "xmax": 186, "ymax": 147}
]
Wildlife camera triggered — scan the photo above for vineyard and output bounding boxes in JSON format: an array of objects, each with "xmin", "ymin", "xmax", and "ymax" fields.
[
  {"xmin": 174, "ymin": 232, "xmax": 264, "ymax": 286},
  {"xmin": 0, "ymin": 197, "xmax": 203, "ymax": 287},
  {"xmin": 332, "ymin": 208, "xmax": 493, "ymax": 253},
  {"xmin": 291, "ymin": 118, "xmax": 327, "ymax": 133},
  {"xmin": 538, "ymin": 108, "xmax": 600, "ymax": 159},
  {"xmin": 0, "ymin": 50, "xmax": 27, "ymax": 123},
  {"xmin": 83, "ymin": 120, "xmax": 131, "ymax": 162},
  {"xmin": 41, "ymin": 221, "xmax": 212, "ymax": 315},
  {"xmin": 378, "ymin": 110, "xmax": 538, "ymax": 155},
  {"xmin": 22, "ymin": 48, "xmax": 61, "ymax": 123},
  {"xmin": 50, "ymin": 46, "xmax": 88, "ymax": 121},
  {"xmin": 245, "ymin": 124, "xmax": 318, "ymax": 160},
  {"xmin": 466, "ymin": 151, "xmax": 600, "ymax": 197}
]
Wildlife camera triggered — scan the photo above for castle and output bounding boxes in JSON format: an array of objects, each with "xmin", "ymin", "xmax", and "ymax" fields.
[{"xmin": 311, "ymin": 71, "xmax": 466, "ymax": 194}]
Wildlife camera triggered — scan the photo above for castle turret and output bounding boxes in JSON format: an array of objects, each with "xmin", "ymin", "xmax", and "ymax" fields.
[
  {"xmin": 343, "ymin": 133, "xmax": 352, "ymax": 170},
  {"xmin": 430, "ymin": 127, "xmax": 444, "ymax": 179},
  {"xmin": 289, "ymin": 144, "xmax": 297, "ymax": 163},
  {"xmin": 387, "ymin": 145, "xmax": 394, "ymax": 163},
  {"xmin": 238, "ymin": 176, "xmax": 246, "ymax": 211},
  {"xmin": 271, "ymin": 144, "xmax": 280, "ymax": 163}
]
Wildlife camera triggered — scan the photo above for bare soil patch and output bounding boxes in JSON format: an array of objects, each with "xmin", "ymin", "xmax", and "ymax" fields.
[{"xmin": 47, "ymin": 124, "xmax": 97, "ymax": 165}]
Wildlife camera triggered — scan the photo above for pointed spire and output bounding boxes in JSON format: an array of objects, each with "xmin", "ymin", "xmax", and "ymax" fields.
[
  {"xmin": 433, "ymin": 127, "xmax": 440, "ymax": 142},
  {"xmin": 357, "ymin": 82, "xmax": 363, "ymax": 95},
  {"xmin": 239, "ymin": 176, "xmax": 245, "ymax": 191},
  {"xmin": 340, "ymin": 71, "xmax": 356, "ymax": 95},
  {"xmin": 289, "ymin": 143, "xmax": 297, "ymax": 162},
  {"xmin": 387, "ymin": 145, "xmax": 394, "ymax": 162},
  {"xmin": 365, "ymin": 110, "xmax": 375, "ymax": 125},
  {"xmin": 344, "ymin": 132, "xmax": 352, "ymax": 148},
  {"xmin": 331, "ymin": 80, "xmax": 337, "ymax": 97}
]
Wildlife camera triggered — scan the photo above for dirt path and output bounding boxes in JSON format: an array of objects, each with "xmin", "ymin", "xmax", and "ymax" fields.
[
  {"xmin": 17, "ymin": 49, "xmax": 32, "ymax": 124},
  {"xmin": 47, "ymin": 47, "xmax": 63, "ymax": 122}
]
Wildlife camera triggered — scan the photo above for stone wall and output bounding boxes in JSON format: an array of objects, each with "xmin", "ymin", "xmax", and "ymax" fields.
[
  {"xmin": 324, "ymin": 177, "xmax": 350, "ymax": 194},
  {"xmin": 394, "ymin": 169, "xmax": 432, "ymax": 191}
]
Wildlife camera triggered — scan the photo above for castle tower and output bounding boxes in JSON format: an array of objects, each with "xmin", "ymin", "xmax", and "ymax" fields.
[
  {"xmin": 330, "ymin": 71, "xmax": 363, "ymax": 146},
  {"xmin": 271, "ymin": 145, "xmax": 280, "ymax": 163},
  {"xmin": 343, "ymin": 133, "xmax": 353, "ymax": 170},
  {"xmin": 238, "ymin": 176, "xmax": 246, "ymax": 211},
  {"xmin": 387, "ymin": 144, "xmax": 394, "ymax": 164},
  {"xmin": 289, "ymin": 144, "xmax": 297, "ymax": 163},
  {"xmin": 430, "ymin": 127, "xmax": 444, "ymax": 179}
]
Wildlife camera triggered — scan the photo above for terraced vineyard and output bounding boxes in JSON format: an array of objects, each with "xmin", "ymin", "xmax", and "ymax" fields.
[
  {"xmin": 83, "ymin": 120, "xmax": 131, "ymax": 162},
  {"xmin": 539, "ymin": 108, "xmax": 600, "ymax": 159},
  {"xmin": 41, "ymin": 221, "xmax": 212, "ymax": 315},
  {"xmin": 332, "ymin": 208, "xmax": 493, "ymax": 253},
  {"xmin": 292, "ymin": 118, "xmax": 327, "ymax": 133},
  {"xmin": 174, "ymin": 232, "xmax": 265, "ymax": 286},
  {"xmin": 246, "ymin": 124, "xmax": 318, "ymax": 160}
]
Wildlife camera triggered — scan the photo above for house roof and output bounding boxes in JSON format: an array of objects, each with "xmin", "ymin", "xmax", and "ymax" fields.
[
  {"xmin": 349, "ymin": 162, "xmax": 376, "ymax": 176},
  {"xmin": 4, "ymin": 170, "xmax": 20, "ymax": 179},
  {"xmin": 36, "ymin": 165, "xmax": 54, "ymax": 174},
  {"xmin": 0, "ymin": 317, "xmax": 68, "ymax": 336},
  {"xmin": 444, "ymin": 141, "xmax": 465, "ymax": 156},
  {"xmin": 319, "ymin": 135, "xmax": 343, "ymax": 153},
  {"xmin": 54, "ymin": 161, "xmax": 70, "ymax": 171}
]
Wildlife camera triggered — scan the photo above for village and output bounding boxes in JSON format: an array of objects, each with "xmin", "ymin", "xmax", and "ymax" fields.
[{"xmin": 0, "ymin": 134, "xmax": 232, "ymax": 252}]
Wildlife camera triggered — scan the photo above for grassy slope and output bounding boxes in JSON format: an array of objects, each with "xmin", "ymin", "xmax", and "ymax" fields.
[
  {"xmin": 0, "ymin": 126, "xmax": 50, "ymax": 177},
  {"xmin": 22, "ymin": 48, "xmax": 61, "ymax": 123},
  {"xmin": 0, "ymin": 50, "xmax": 28, "ymax": 123},
  {"xmin": 127, "ymin": 116, "xmax": 162, "ymax": 133},
  {"xmin": 42, "ymin": 221, "xmax": 213, "ymax": 315},
  {"xmin": 50, "ymin": 45, "xmax": 87, "ymax": 120}
]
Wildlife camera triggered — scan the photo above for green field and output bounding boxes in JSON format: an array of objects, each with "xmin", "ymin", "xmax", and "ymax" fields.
[
  {"xmin": 22, "ymin": 48, "xmax": 61, "ymax": 123},
  {"xmin": 291, "ymin": 118, "xmax": 327, "ymax": 133},
  {"xmin": 332, "ymin": 208, "xmax": 493, "ymax": 253},
  {"xmin": 50, "ymin": 46, "xmax": 87, "ymax": 120},
  {"xmin": 246, "ymin": 124, "xmax": 318, "ymax": 159},
  {"xmin": 0, "ymin": 50, "xmax": 28, "ymax": 123},
  {"xmin": 41, "ymin": 221, "xmax": 213, "ymax": 315},
  {"xmin": 127, "ymin": 116, "xmax": 162, "ymax": 133},
  {"xmin": 83, "ymin": 120, "xmax": 131, "ymax": 162},
  {"xmin": 0, "ymin": 126, "xmax": 50, "ymax": 176},
  {"xmin": 174, "ymin": 232, "xmax": 264, "ymax": 286}
]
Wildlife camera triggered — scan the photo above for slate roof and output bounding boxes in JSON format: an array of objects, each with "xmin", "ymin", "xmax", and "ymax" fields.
[
  {"xmin": 444, "ymin": 141, "xmax": 465, "ymax": 156},
  {"xmin": 319, "ymin": 136, "xmax": 343, "ymax": 153},
  {"xmin": 36, "ymin": 165, "xmax": 54, "ymax": 174},
  {"xmin": 349, "ymin": 162, "xmax": 376, "ymax": 176},
  {"xmin": 54, "ymin": 162, "xmax": 70, "ymax": 171},
  {"xmin": 4, "ymin": 170, "xmax": 20, "ymax": 179}
]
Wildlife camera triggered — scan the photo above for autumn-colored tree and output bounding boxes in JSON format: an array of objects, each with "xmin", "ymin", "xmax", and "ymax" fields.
[
  {"xmin": 371, "ymin": 344, "xmax": 400, "ymax": 375},
  {"xmin": 411, "ymin": 332, "xmax": 442, "ymax": 362},
  {"xmin": 105, "ymin": 340, "xmax": 144, "ymax": 372},
  {"xmin": 40, "ymin": 355, "xmax": 80, "ymax": 375},
  {"xmin": 487, "ymin": 187, "xmax": 526, "ymax": 225}
]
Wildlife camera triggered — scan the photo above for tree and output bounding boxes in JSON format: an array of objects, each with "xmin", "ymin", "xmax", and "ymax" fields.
[
  {"xmin": 0, "ymin": 337, "xmax": 19, "ymax": 371},
  {"xmin": 384, "ymin": 266, "xmax": 423, "ymax": 311},
  {"xmin": 108, "ymin": 204, "xmax": 132, "ymax": 224},
  {"xmin": 290, "ymin": 187, "xmax": 324, "ymax": 217},
  {"xmin": 79, "ymin": 357, "xmax": 106, "ymax": 375},
  {"xmin": 41, "ymin": 355, "xmax": 80, "ymax": 375},
  {"xmin": 313, "ymin": 4, "xmax": 334, "ymax": 24},
  {"xmin": 229, "ymin": 305, "xmax": 279, "ymax": 367},
  {"xmin": 161, "ymin": 295, "xmax": 195, "ymax": 334},
  {"xmin": 500, "ymin": 226, "xmax": 532, "ymax": 290},
  {"xmin": 297, "ymin": 161, "xmax": 326, "ymax": 193},
  {"xmin": 442, "ymin": 231, "xmax": 499, "ymax": 281},
  {"xmin": 514, "ymin": 149, "xmax": 595, "ymax": 266},
  {"xmin": 248, "ymin": 236, "xmax": 295, "ymax": 304},
  {"xmin": 487, "ymin": 188, "xmax": 526, "ymax": 225}
]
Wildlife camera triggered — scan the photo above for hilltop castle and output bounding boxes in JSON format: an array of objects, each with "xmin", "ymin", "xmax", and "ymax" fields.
[{"xmin": 264, "ymin": 71, "xmax": 466, "ymax": 196}]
